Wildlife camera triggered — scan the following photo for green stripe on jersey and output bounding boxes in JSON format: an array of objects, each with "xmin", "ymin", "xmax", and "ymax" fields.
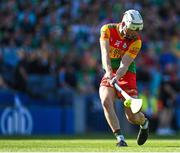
[{"xmin": 110, "ymin": 58, "xmax": 136, "ymax": 73}]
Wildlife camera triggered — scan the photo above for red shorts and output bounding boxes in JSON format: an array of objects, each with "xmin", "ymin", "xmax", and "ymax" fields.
[{"xmin": 100, "ymin": 71, "xmax": 138, "ymax": 99}]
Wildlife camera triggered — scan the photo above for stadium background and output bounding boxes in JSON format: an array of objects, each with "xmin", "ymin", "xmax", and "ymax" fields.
[{"xmin": 0, "ymin": 0, "xmax": 179, "ymax": 137}]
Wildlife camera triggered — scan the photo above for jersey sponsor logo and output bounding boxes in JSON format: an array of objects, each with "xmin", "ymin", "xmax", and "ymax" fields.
[
  {"xmin": 109, "ymin": 48, "xmax": 125, "ymax": 58},
  {"xmin": 109, "ymin": 48, "xmax": 120, "ymax": 58}
]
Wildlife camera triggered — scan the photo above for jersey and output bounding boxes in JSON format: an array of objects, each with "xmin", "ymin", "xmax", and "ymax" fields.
[{"xmin": 100, "ymin": 23, "xmax": 142, "ymax": 73}]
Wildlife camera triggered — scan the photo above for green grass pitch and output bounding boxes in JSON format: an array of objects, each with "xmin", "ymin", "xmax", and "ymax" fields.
[{"xmin": 0, "ymin": 134, "xmax": 180, "ymax": 152}]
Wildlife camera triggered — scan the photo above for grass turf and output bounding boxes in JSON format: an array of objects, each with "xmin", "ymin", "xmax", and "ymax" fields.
[{"xmin": 0, "ymin": 134, "xmax": 180, "ymax": 152}]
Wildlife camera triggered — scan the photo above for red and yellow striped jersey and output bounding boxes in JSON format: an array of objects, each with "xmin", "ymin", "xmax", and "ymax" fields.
[{"xmin": 100, "ymin": 23, "xmax": 142, "ymax": 73}]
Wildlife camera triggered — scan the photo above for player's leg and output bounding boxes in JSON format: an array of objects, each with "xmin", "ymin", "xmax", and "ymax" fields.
[
  {"xmin": 99, "ymin": 85, "xmax": 127, "ymax": 146},
  {"xmin": 99, "ymin": 86, "xmax": 118, "ymax": 130},
  {"xmin": 125, "ymin": 105, "xmax": 149, "ymax": 145},
  {"xmin": 120, "ymin": 71, "xmax": 149, "ymax": 145}
]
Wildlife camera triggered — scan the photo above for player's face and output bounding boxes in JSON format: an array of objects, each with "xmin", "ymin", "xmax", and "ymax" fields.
[{"xmin": 123, "ymin": 28, "xmax": 138, "ymax": 39}]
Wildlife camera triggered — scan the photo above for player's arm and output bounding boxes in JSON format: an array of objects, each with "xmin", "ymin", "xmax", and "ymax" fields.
[
  {"xmin": 116, "ymin": 40, "xmax": 142, "ymax": 80},
  {"xmin": 100, "ymin": 40, "xmax": 112, "ymax": 74},
  {"xmin": 115, "ymin": 54, "xmax": 134, "ymax": 80},
  {"xmin": 99, "ymin": 25, "xmax": 112, "ymax": 77}
]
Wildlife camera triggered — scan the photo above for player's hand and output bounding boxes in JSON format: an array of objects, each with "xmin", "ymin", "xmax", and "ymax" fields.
[
  {"xmin": 109, "ymin": 76, "xmax": 117, "ymax": 86},
  {"xmin": 105, "ymin": 72, "xmax": 115, "ymax": 86}
]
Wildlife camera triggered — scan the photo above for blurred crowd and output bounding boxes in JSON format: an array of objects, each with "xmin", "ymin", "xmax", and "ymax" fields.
[{"xmin": 0, "ymin": 0, "xmax": 180, "ymax": 134}]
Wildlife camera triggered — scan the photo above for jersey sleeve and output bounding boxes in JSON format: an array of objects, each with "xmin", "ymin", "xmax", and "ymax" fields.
[
  {"xmin": 125, "ymin": 40, "xmax": 142, "ymax": 59},
  {"xmin": 99, "ymin": 24, "xmax": 110, "ymax": 40}
]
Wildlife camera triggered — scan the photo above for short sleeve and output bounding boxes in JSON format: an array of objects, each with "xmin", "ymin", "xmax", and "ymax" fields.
[
  {"xmin": 126, "ymin": 40, "xmax": 142, "ymax": 59},
  {"xmin": 100, "ymin": 24, "xmax": 110, "ymax": 40}
]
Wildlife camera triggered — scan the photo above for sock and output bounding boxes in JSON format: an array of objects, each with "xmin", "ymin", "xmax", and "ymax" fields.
[
  {"xmin": 116, "ymin": 135, "xmax": 125, "ymax": 142},
  {"xmin": 140, "ymin": 119, "xmax": 149, "ymax": 129},
  {"xmin": 114, "ymin": 129, "xmax": 125, "ymax": 142}
]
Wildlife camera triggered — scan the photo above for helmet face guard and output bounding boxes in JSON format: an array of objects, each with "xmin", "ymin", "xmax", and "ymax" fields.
[
  {"xmin": 126, "ymin": 22, "xmax": 143, "ymax": 31},
  {"xmin": 122, "ymin": 9, "xmax": 143, "ymax": 31}
]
